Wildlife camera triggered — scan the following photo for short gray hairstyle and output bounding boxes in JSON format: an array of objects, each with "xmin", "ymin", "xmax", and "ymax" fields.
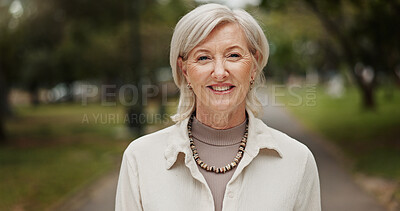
[{"xmin": 170, "ymin": 3, "xmax": 269, "ymax": 122}]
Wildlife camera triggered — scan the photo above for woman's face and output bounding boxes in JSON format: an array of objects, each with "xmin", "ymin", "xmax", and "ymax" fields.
[{"xmin": 179, "ymin": 22, "xmax": 256, "ymax": 115}]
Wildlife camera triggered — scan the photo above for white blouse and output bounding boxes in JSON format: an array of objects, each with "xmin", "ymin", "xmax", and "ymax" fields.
[{"xmin": 115, "ymin": 111, "xmax": 321, "ymax": 211}]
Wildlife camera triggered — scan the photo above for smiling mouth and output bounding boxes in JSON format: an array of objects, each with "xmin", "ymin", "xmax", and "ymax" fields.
[{"xmin": 207, "ymin": 86, "xmax": 235, "ymax": 92}]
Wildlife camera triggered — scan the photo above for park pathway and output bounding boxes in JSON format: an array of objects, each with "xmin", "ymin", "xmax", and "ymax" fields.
[{"xmin": 63, "ymin": 94, "xmax": 386, "ymax": 211}]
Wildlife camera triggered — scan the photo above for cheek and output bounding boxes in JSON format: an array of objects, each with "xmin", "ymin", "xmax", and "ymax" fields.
[
  {"xmin": 225, "ymin": 62, "xmax": 253, "ymax": 80},
  {"xmin": 187, "ymin": 65, "xmax": 211, "ymax": 86}
]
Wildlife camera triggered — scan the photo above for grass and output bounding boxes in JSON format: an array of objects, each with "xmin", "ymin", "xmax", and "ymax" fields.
[
  {"xmin": 0, "ymin": 103, "xmax": 133, "ymax": 211},
  {"xmin": 274, "ymin": 84, "xmax": 400, "ymax": 180}
]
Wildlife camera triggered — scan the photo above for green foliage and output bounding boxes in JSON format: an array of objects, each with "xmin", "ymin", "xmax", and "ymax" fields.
[
  {"xmin": 0, "ymin": 0, "xmax": 192, "ymax": 91},
  {"xmin": 261, "ymin": 0, "xmax": 400, "ymax": 108},
  {"xmin": 258, "ymin": 3, "xmax": 329, "ymax": 80},
  {"xmin": 304, "ymin": 0, "xmax": 400, "ymax": 72},
  {"xmin": 254, "ymin": 2, "xmax": 343, "ymax": 83},
  {"xmin": 142, "ymin": 0, "xmax": 190, "ymax": 25}
]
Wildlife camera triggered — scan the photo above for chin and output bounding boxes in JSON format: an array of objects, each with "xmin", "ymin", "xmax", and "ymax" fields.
[
  {"xmin": 210, "ymin": 101, "xmax": 241, "ymax": 112},
  {"xmin": 197, "ymin": 96, "xmax": 246, "ymax": 114}
]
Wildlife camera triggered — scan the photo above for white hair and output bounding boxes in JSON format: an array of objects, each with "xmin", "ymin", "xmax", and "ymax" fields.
[{"xmin": 170, "ymin": 3, "xmax": 269, "ymax": 122}]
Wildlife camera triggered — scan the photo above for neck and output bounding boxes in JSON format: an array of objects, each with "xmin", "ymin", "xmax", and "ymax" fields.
[{"xmin": 195, "ymin": 105, "xmax": 246, "ymax": 130}]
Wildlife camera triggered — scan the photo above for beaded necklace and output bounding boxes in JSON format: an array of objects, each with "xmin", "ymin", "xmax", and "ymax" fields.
[{"xmin": 187, "ymin": 113, "xmax": 249, "ymax": 174}]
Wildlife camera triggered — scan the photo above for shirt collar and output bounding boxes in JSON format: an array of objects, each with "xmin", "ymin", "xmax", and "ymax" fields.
[{"xmin": 164, "ymin": 110, "xmax": 283, "ymax": 170}]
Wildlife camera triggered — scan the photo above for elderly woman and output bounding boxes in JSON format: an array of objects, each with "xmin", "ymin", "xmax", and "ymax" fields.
[{"xmin": 116, "ymin": 3, "xmax": 320, "ymax": 211}]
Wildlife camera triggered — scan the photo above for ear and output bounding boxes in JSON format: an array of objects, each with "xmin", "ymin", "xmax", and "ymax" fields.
[{"xmin": 178, "ymin": 57, "xmax": 189, "ymax": 81}]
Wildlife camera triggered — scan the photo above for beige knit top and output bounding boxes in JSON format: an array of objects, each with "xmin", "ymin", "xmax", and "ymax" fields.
[{"xmin": 191, "ymin": 116, "xmax": 247, "ymax": 211}]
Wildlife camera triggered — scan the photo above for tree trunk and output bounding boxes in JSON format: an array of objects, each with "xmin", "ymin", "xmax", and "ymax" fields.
[
  {"xmin": 360, "ymin": 84, "xmax": 375, "ymax": 109},
  {"xmin": 0, "ymin": 107, "xmax": 5, "ymax": 144},
  {"xmin": 394, "ymin": 67, "xmax": 400, "ymax": 86},
  {"xmin": 303, "ymin": 0, "xmax": 377, "ymax": 109},
  {"xmin": 125, "ymin": 0, "xmax": 145, "ymax": 136},
  {"xmin": 29, "ymin": 83, "xmax": 40, "ymax": 106},
  {"xmin": 0, "ymin": 66, "xmax": 8, "ymax": 144}
]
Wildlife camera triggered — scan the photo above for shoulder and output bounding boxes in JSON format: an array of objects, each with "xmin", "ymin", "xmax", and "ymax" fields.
[
  {"xmin": 270, "ymin": 125, "xmax": 311, "ymax": 155},
  {"xmin": 259, "ymin": 120, "xmax": 319, "ymax": 178},
  {"xmin": 123, "ymin": 124, "xmax": 178, "ymax": 159},
  {"xmin": 255, "ymin": 117, "xmax": 315, "ymax": 163}
]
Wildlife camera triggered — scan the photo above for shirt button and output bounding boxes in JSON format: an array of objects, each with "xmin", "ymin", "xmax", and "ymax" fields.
[{"xmin": 227, "ymin": 191, "xmax": 234, "ymax": 198}]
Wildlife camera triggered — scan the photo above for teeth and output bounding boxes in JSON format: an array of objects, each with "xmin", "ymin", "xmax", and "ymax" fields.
[{"xmin": 211, "ymin": 86, "xmax": 231, "ymax": 91}]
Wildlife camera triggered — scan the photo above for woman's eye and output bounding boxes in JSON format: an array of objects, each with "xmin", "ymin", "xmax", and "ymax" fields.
[
  {"xmin": 229, "ymin": 54, "xmax": 240, "ymax": 58},
  {"xmin": 198, "ymin": 56, "xmax": 209, "ymax": 61}
]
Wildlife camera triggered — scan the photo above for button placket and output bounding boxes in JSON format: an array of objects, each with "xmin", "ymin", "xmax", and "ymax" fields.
[
  {"xmin": 227, "ymin": 190, "xmax": 235, "ymax": 198},
  {"xmin": 222, "ymin": 177, "xmax": 238, "ymax": 211},
  {"xmin": 185, "ymin": 154, "xmax": 215, "ymax": 211},
  {"xmin": 222, "ymin": 187, "xmax": 236, "ymax": 211}
]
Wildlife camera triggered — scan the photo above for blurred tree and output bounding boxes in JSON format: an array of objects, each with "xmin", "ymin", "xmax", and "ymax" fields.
[
  {"xmin": 0, "ymin": 0, "xmax": 194, "ymax": 140},
  {"xmin": 258, "ymin": 3, "xmax": 329, "ymax": 82},
  {"xmin": 0, "ymin": 59, "xmax": 6, "ymax": 142},
  {"xmin": 0, "ymin": 0, "xmax": 139, "ymax": 139},
  {"xmin": 0, "ymin": 0, "xmax": 28, "ymax": 143},
  {"xmin": 20, "ymin": 1, "xmax": 64, "ymax": 104},
  {"xmin": 261, "ymin": 0, "xmax": 400, "ymax": 108},
  {"xmin": 124, "ymin": 0, "xmax": 146, "ymax": 135},
  {"xmin": 140, "ymin": 0, "xmax": 191, "ymax": 120}
]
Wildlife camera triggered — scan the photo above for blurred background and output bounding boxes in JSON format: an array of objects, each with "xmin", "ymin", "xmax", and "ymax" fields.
[{"xmin": 0, "ymin": 0, "xmax": 399, "ymax": 210}]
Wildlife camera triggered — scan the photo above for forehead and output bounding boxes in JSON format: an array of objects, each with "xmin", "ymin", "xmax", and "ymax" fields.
[{"xmin": 196, "ymin": 22, "xmax": 248, "ymax": 49}]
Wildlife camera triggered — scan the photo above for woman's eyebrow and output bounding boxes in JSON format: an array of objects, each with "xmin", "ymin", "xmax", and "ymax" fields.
[
  {"xmin": 191, "ymin": 48, "xmax": 211, "ymax": 57},
  {"xmin": 225, "ymin": 45, "xmax": 245, "ymax": 52}
]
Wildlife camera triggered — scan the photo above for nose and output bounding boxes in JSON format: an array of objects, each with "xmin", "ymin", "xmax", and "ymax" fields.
[{"xmin": 211, "ymin": 59, "xmax": 228, "ymax": 80}]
